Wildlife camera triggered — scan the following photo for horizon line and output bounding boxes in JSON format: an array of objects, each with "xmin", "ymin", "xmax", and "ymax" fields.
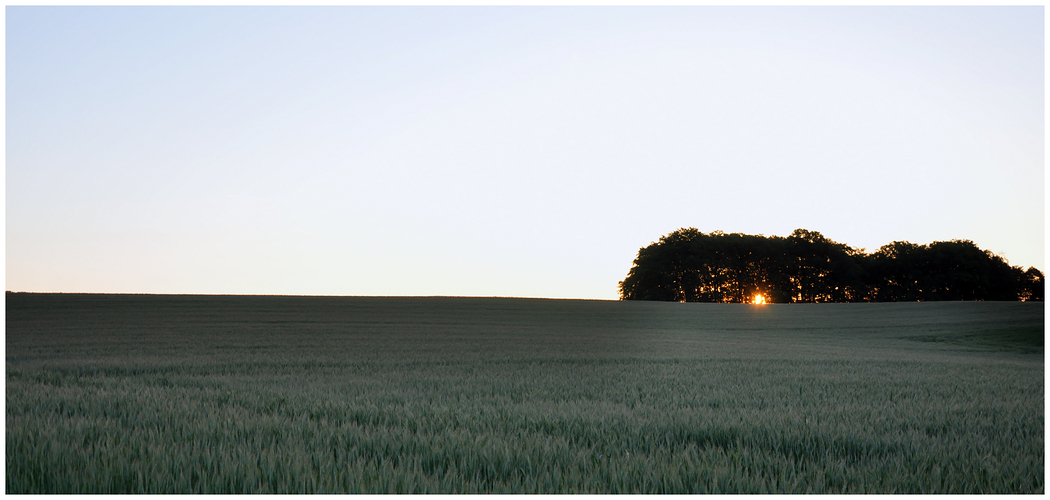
[{"xmin": 4, "ymin": 291, "xmax": 618, "ymax": 301}]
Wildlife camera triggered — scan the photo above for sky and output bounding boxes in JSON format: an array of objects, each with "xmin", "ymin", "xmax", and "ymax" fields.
[{"xmin": 6, "ymin": 6, "xmax": 1045, "ymax": 299}]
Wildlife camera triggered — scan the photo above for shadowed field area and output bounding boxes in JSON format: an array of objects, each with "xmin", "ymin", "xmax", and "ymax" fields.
[{"xmin": 6, "ymin": 293, "xmax": 1044, "ymax": 493}]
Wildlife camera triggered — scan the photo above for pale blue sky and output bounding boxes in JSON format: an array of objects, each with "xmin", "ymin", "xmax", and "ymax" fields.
[{"xmin": 7, "ymin": 7, "xmax": 1044, "ymax": 298}]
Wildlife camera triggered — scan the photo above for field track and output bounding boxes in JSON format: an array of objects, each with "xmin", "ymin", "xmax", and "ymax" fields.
[{"xmin": 6, "ymin": 293, "xmax": 1044, "ymax": 493}]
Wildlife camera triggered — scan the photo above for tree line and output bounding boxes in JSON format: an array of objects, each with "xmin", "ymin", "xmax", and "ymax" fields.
[{"xmin": 618, "ymin": 228, "xmax": 1044, "ymax": 303}]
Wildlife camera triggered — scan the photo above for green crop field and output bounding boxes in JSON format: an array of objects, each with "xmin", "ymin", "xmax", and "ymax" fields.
[{"xmin": 6, "ymin": 293, "xmax": 1044, "ymax": 493}]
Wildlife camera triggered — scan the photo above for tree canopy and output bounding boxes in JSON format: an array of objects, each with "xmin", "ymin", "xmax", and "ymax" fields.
[{"xmin": 619, "ymin": 229, "xmax": 1043, "ymax": 303}]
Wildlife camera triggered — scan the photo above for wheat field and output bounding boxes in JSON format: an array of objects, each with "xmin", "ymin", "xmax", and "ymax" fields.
[{"xmin": 6, "ymin": 293, "xmax": 1043, "ymax": 493}]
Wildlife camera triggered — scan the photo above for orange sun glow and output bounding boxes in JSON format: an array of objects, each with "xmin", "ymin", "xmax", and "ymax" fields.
[{"xmin": 753, "ymin": 294, "xmax": 766, "ymax": 305}]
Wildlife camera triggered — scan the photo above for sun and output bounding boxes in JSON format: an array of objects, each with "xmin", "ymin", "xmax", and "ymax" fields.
[{"xmin": 752, "ymin": 294, "xmax": 766, "ymax": 305}]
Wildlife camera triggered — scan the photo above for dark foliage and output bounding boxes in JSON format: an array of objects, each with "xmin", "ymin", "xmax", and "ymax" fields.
[{"xmin": 619, "ymin": 229, "xmax": 1043, "ymax": 303}]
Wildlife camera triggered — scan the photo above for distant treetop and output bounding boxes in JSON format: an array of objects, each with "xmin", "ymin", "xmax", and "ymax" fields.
[{"xmin": 619, "ymin": 229, "xmax": 1043, "ymax": 303}]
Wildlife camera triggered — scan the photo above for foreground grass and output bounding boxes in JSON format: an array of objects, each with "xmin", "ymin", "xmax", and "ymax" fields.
[{"xmin": 6, "ymin": 295, "xmax": 1044, "ymax": 493}]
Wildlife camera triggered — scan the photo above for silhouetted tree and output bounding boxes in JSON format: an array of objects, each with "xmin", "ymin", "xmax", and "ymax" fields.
[
  {"xmin": 620, "ymin": 229, "xmax": 1041, "ymax": 303},
  {"xmin": 782, "ymin": 229, "xmax": 867, "ymax": 302},
  {"xmin": 1020, "ymin": 267, "xmax": 1044, "ymax": 302}
]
